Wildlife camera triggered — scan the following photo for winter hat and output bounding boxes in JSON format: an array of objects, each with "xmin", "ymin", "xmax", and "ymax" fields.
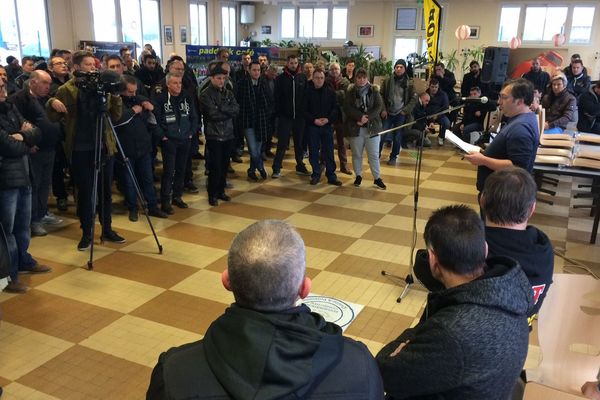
[{"xmin": 394, "ymin": 59, "xmax": 407, "ymax": 68}]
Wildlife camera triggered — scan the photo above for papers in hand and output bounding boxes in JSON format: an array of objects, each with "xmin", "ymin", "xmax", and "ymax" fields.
[{"xmin": 445, "ymin": 130, "xmax": 481, "ymax": 154}]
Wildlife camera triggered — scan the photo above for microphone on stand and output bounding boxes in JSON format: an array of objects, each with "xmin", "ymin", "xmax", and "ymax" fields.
[{"xmin": 459, "ymin": 96, "xmax": 489, "ymax": 104}]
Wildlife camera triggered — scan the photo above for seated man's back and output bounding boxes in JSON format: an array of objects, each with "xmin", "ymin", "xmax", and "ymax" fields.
[
  {"xmin": 377, "ymin": 205, "xmax": 532, "ymax": 400},
  {"xmin": 147, "ymin": 220, "xmax": 383, "ymax": 400}
]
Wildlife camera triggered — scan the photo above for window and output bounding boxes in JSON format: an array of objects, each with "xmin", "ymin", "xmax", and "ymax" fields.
[
  {"xmin": 190, "ymin": 1, "xmax": 208, "ymax": 45},
  {"xmin": 570, "ymin": 6, "xmax": 595, "ymax": 43},
  {"xmin": 522, "ymin": 6, "xmax": 568, "ymax": 41},
  {"xmin": 280, "ymin": 6, "xmax": 347, "ymax": 39},
  {"xmin": 497, "ymin": 6, "xmax": 520, "ymax": 42},
  {"xmin": 497, "ymin": 4, "xmax": 595, "ymax": 44},
  {"xmin": 394, "ymin": 38, "xmax": 418, "ymax": 62},
  {"xmin": 91, "ymin": 0, "xmax": 161, "ymax": 58},
  {"xmin": 0, "ymin": 0, "xmax": 51, "ymax": 60},
  {"xmin": 281, "ymin": 8, "xmax": 295, "ymax": 39},
  {"xmin": 331, "ymin": 7, "xmax": 348, "ymax": 39},
  {"xmin": 222, "ymin": 5, "xmax": 236, "ymax": 46}
]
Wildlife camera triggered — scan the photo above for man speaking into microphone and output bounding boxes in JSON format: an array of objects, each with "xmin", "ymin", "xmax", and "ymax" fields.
[{"xmin": 464, "ymin": 78, "xmax": 538, "ymax": 198}]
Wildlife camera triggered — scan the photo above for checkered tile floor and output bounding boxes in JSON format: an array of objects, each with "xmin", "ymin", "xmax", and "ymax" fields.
[{"xmin": 1, "ymin": 143, "xmax": 598, "ymax": 399}]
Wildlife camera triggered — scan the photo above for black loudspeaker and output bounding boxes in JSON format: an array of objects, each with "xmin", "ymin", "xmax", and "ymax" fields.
[{"xmin": 481, "ymin": 47, "xmax": 510, "ymax": 84}]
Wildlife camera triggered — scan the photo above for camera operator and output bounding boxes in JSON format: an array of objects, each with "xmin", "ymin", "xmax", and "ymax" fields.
[
  {"xmin": 152, "ymin": 72, "xmax": 199, "ymax": 214},
  {"xmin": 46, "ymin": 50, "xmax": 126, "ymax": 251},
  {"xmin": 0, "ymin": 79, "xmax": 47, "ymax": 293}
]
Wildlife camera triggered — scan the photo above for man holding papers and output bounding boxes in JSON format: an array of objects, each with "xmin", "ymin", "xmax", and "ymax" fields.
[{"xmin": 464, "ymin": 79, "xmax": 539, "ymax": 192}]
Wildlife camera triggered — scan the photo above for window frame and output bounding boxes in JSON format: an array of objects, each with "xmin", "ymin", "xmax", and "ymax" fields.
[
  {"xmin": 221, "ymin": 3, "xmax": 237, "ymax": 46},
  {"xmin": 0, "ymin": 0, "xmax": 52, "ymax": 59},
  {"xmin": 496, "ymin": 3, "xmax": 597, "ymax": 46},
  {"xmin": 189, "ymin": 0, "xmax": 209, "ymax": 45},
  {"xmin": 278, "ymin": 4, "xmax": 348, "ymax": 40}
]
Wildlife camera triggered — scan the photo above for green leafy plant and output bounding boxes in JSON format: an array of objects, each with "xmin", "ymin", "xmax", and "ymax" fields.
[
  {"xmin": 277, "ymin": 40, "xmax": 296, "ymax": 48},
  {"xmin": 369, "ymin": 59, "xmax": 393, "ymax": 80},
  {"xmin": 298, "ymin": 42, "xmax": 320, "ymax": 64},
  {"xmin": 439, "ymin": 49, "xmax": 459, "ymax": 72},
  {"xmin": 261, "ymin": 38, "xmax": 277, "ymax": 47},
  {"xmin": 459, "ymin": 46, "xmax": 485, "ymax": 72}
]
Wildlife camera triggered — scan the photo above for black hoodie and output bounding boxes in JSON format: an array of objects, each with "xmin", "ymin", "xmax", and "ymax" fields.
[{"xmin": 147, "ymin": 304, "xmax": 383, "ymax": 400}]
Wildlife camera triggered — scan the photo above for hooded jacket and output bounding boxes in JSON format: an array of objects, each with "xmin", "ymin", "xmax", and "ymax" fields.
[
  {"xmin": 147, "ymin": 304, "xmax": 383, "ymax": 400},
  {"xmin": 381, "ymin": 73, "xmax": 417, "ymax": 117},
  {"xmin": 577, "ymin": 86, "xmax": 600, "ymax": 134},
  {"xmin": 343, "ymin": 83, "xmax": 383, "ymax": 137},
  {"xmin": 377, "ymin": 256, "xmax": 532, "ymax": 400},
  {"xmin": 274, "ymin": 67, "xmax": 307, "ymax": 120},
  {"xmin": 153, "ymin": 90, "xmax": 199, "ymax": 141},
  {"xmin": 541, "ymin": 89, "xmax": 577, "ymax": 129}
]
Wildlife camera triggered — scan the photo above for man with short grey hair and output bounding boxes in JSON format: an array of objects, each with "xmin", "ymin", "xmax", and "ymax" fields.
[{"xmin": 147, "ymin": 219, "xmax": 384, "ymax": 399}]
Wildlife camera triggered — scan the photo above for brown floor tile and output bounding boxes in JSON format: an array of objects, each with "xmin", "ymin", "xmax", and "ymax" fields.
[
  {"xmin": 130, "ymin": 290, "xmax": 227, "ymax": 334},
  {"xmin": 388, "ymin": 204, "xmax": 436, "ymax": 219},
  {"xmin": 1, "ymin": 290, "xmax": 123, "ymax": 343},
  {"xmin": 439, "ymin": 160, "xmax": 477, "ymax": 170},
  {"xmin": 160, "ymin": 222, "xmax": 236, "ymax": 250},
  {"xmin": 326, "ymin": 185, "xmax": 407, "ymax": 204},
  {"xmin": 324, "ymin": 254, "xmax": 409, "ymax": 283},
  {"xmin": 91, "ymin": 251, "xmax": 198, "ymax": 289},
  {"xmin": 427, "ymin": 173, "xmax": 477, "ymax": 186},
  {"xmin": 18, "ymin": 257, "xmax": 74, "ymax": 288},
  {"xmin": 204, "ymin": 255, "xmax": 228, "ymax": 273},
  {"xmin": 0, "ymin": 376, "xmax": 11, "ymax": 388},
  {"xmin": 50, "ymin": 222, "xmax": 147, "ymax": 249},
  {"xmin": 211, "ymin": 202, "xmax": 293, "ymax": 220},
  {"xmin": 17, "ymin": 345, "xmax": 151, "ymax": 400},
  {"xmin": 251, "ymin": 185, "xmax": 326, "ymax": 202},
  {"xmin": 305, "ymin": 267, "xmax": 322, "ymax": 280},
  {"xmin": 296, "ymin": 228, "xmax": 358, "ymax": 253},
  {"xmin": 345, "ymin": 307, "xmax": 414, "ymax": 344},
  {"xmin": 299, "ymin": 203, "xmax": 383, "ymax": 225},
  {"xmin": 419, "ymin": 188, "xmax": 478, "ymax": 204},
  {"xmin": 374, "ymin": 174, "xmax": 415, "ymax": 186},
  {"xmin": 157, "ymin": 206, "xmax": 204, "ymax": 222},
  {"xmin": 566, "ymin": 228, "xmax": 595, "ymax": 244},
  {"xmin": 362, "ymin": 226, "xmax": 425, "ymax": 248},
  {"xmin": 529, "ymin": 213, "xmax": 570, "ymax": 228}
]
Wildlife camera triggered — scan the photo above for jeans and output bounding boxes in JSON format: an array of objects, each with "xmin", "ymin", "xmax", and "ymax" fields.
[
  {"xmin": 272, "ymin": 116, "xmax": 305, "ymax": 172},
  {"xmin": 379, "ymin": 113, "xmax": 406, "ymax": 160},
  {"xmin": 30, "ymin": 150, "xmax": 55, "ymax": 223},
  {"xmin": 333, "ymin": 121, "xmax": 348, "ymax": 170},
  {"xmin": 52, "ymin": 143, "xmax": 68, "ymax": 200},
  {"xmin": 160, "ymin": 138, "xmax": 191, "ymax": 203},
  {"xmin": 307, "ymin": 125, "xmax": 337, "ymax": 181},
  {"xmin": 244, "ymin": 128, "xmax": 264, "ymax": 173},
  {"xmin": 462, "ymin": 123, "xmax": 483, "ymax": 143},
  {"xmin": 349, "ymin": 128, "xmax": 381, "ymax": 179},
  {"xmin": 124, "ymin": 152, "xmax": 158, "ymax": 211},
  {"xmin": 435, "ymin": 115, "xmax": 451, "ymax": 139},
  {"xmin": 0, "ymin": 186, "xmax": 37, "ymax": 281},
  {"xmin": 71, "ymin": 150, "xmax": 115, "ymax": 237},
  {"xmin": 206, "ymin": 139, "xmax": 234, "ymax": 198}
]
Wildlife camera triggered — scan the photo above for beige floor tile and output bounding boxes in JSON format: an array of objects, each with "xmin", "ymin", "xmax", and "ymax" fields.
[
  {"xmin": 171, "ymin": 269, "xmax": 234, "ymax": 304},
  {"xmin": 1, "ymin": 382, "xmax": 62, "ymax": 400},
  {"xmin": 0, "ymin": 322, "xmax": 73, "ymax": 380},
  {"xmin": 305, "ymin": 246, "xmax": 341, "ymax": 270},
  {"xmin": 109, "ymin": 214, "xmax": 180, "ymax": 234},
  {"xmin": 315, "ymin": 193, "xmax": 397, "ymax": 214},
  {"xmin": 29, "ymin": 235, "xmax": 114, "ymax": 268},
  {"xmin": 375, "ymin": 214, "xmax": 427, "ymax": 233},
  {"xmin": 183, "ymin": 210, "xmax": 256, "ymax": 233},
  {"xmin": 264, "ymin": 178, "xmax": 338, "ymax": 194},
  {"xmin": 434, "ymin": 166, "xmax": 477, "ymax": 178},
  {"xmin": 399, "ymin": 194, "xmax": 478, "ymax": 210},
  {"xmin": 80, "ymin": 315, "xmax": 202, "ymax": 367},
  {"xmin": 120, "ymin": 236, "xmax": 227, "ymax": 269},
  {"xmin": 35, "ymin": 269, "xmax": 164, "ymax": 313},
  {"xmin": 420, "ymin": 179, "xmax": 478, "ymax": 196},
  {"xmin": 344, "ymin": 238, "xmax": 412, "ymax": 264},
  {"xmin": 232, "ymin": 192, "xmax": 311, "ymax": 212},
  {"xmin": 285, "ymin": 214, "xmax": 372, "ymax": 238}
]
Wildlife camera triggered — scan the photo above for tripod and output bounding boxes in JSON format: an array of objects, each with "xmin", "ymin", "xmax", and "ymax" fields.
[
  {"xmin": 88, "ymin": 94, "xmax": 163, "ymax": 270},
  {"xmin": 379, "ymin": 104, "xmax": 466, "ymax": 302}
]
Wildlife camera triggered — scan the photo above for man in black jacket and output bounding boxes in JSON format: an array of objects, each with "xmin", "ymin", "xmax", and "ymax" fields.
[
  {"xmin": 147, "ymin": 219, "xmax": 384, "ymax": 400},
  {"xmin": 460, "ymin": 60, "xmax": 487, "ymax": 97},
  {"xmin": 522, "ymin": 57, "xmax": 550, "ymax": 94},
  {"xmin": 116, "ymin": 75, "xmax": 168, "ymax": 221},
  {"xmin": 566, "ymin": 59, "xmax": 591, "ymax": 99},
  {"xmin": 425, "ymin": 79, "xmax": 451, "ymax": 145},
  {"xmin": 377, "ymin": 204, "xmax": 532, "ymax": 399},
  {"xmin": 0, "ymin": 79, "xmax": 49, "ymax": 293},
  {"xmin": 272, "ymin": 54, "xmax": 309, "ymax": 178},
  {"xmin": 304, "ymin": 68, "xmax": 341, "ymax": 186},
  {"xmin": 199, "ymin": 63, "xmax": 239, "ymax": 207},
  {"xmin": 9, "ymin": 70, "xmax": 63, "ymax": 237},
  {"xmin": 577, "ymin": 82, "xmax": 600, "ymax": 134},
  {"xmin": 153, "ymin": 72, "xmax": 198, "ymax": 214}
]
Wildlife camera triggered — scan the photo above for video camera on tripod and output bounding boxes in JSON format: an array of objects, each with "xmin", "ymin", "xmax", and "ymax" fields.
[{"xmin": 74, "ymin": 70, "xmax": 124, "ymax": 97}]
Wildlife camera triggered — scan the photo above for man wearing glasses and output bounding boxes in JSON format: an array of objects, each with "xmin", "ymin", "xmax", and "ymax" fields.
[{"xmin": 464, "ymin": 78, "xmax": 539, "ymax": 194}]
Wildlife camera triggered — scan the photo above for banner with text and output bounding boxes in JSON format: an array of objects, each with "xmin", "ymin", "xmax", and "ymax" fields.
[
  {"xmin": 185, "ymin": 45, "xmax": 278, "ymax": 80},
  {"xmin": 423, "ymin": 0, "xmax": 442, "ymax": 71}
]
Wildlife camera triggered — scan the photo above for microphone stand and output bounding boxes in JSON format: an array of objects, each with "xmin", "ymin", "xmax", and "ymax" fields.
[{"xmin": 380, "ymin": 104, "xmax": 466, "ymax": 303}]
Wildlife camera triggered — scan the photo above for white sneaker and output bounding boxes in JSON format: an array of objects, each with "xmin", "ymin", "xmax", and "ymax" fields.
[
  {"xmin": 31, "ymin": 223, "xmax": 48, "ymax": 237},
  {"xmin": 438, "ymin": 137, "xmax": 445, "ymax": 146},
  {"xmin": 41, "ymin": 212, "xmax": 63, "ymax": 225}
]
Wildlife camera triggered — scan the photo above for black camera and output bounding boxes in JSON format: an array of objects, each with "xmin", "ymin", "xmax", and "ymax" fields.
[{"xmin": 74, "ymin": 70, "xmax": 124, "ymax": 95}]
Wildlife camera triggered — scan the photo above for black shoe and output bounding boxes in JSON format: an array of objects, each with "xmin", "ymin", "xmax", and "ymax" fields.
[
  {"xmin": 128, "ymin": 209, "xmax": 138, "ymax": 222},
  {"xmin": 328, "ymin": 179, "xmax": 343, "ymax": 186},
  {"xmin": 374, "ymin": 178, "xmax": 387, "ymax": 190},
  {"xmin": 296, "ymin": 165, "xmax": 311, "ymax": 176},
  {"xmin": 248, "ymin": 170, "xmax": 259, "ymax": 181},
  {"xmin": 232, "ymin": 155, "xmax": 243, "ymax": 163},
  {"xmin": 208, "ymin": 197, "xmax": 219, "ymax": 206},
  {"xmin": 172, "ymin": 197, "xmax": 189, "ymax": 208},
  {"xmin": 218, "ymin": 193, "xmax": 231, "ymax": 202},
  {"xmin": 191, "ymin": 152, "xmax": 205, "ymax": 160},
  {"xmin": 310, "ymin": 176, "xmax": 319, "ymax": 185},
  {"xmin": 148, "ymin": 208, "xmax": 169, "ymax": 218},
  {"xmin": 184, "ymin": 183, "xmax": 199, "ymax": 193},
  {"xmin": 77, "ymin": 236, "xmax": 91, "ymax": 251},
  {"xmin": 57, "ymin": 198, "xmax": 68, "ymax": 212},
  {"xmin": 265, "ymin": 150, "xmax": 275, "ymax": 158},
  {"xmin": 161, "ymin": 205, "xmax": 174, "ymax": 215},
  {"xmin": 354, "ymin": 175, "xmax": 362, "ymax": 187},
  {"xmin": 259, "ymin": 169, "xmax": 268, "ymax": 179},
  {"xmin": 102, "ymin": 230, "xmax": 126, "ymax": 243}
]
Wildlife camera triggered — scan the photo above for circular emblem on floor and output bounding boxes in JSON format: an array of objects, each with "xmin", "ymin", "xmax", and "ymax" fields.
[{"xmin": 302, "ymin": 296, "xmax": 356, "ymax": 329}]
